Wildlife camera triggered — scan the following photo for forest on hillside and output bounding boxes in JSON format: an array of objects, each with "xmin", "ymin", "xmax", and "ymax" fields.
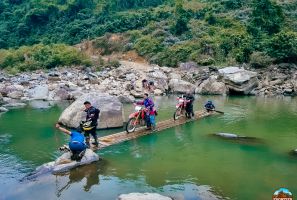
[{"xmin": 0, "ymin": 0, "xmax": 297, "ymax": 71}]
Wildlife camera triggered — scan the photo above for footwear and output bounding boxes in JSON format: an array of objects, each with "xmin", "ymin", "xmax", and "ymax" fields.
[{"xmin": 92, "ymin": 142, "xmax": 98, "ymax": 147}]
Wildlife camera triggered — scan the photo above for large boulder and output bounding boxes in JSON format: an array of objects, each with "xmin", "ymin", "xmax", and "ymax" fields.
[
  {"xmin": 118, "ymin": 193, "xmax": 171, "ymax": 200},
  {"xmin": 218, "ymin": 67, "xmax": 258, "ymax": 94},
  {"xmin": 0, "ymin": 84, "xmax": 24, "ymax": 97},
  {"xmin": 168, "ymin": 79, "xmax": 196, "ymax": 94},
  {"xmin": 0, "ymin": 107, "xmax": 8, "ymax": 112},
  {"xmin": 58, "ymin": 93, "xmax": 124, "ymax": 129},
  {"xmin": 28, "ymin": 85, "xmax": 49, "ymax": 100},
  {"xmin": 196, "ymin": 77, "xmax": 226, "ymax": 95},
  {"xmin": 7, "ymin": 91, "xmax": 23, "ymax": 99},
  {"xmin": 147, "ymin": 70, "xmax": 168, "ymax": 92}
]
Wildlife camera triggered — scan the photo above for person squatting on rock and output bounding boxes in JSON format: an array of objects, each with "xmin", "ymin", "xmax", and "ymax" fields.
[
  {"xmin": 185, "ymin": 92, "xmax": 195, "ymax": 118},
  {"xmin": 55, "ymin": 123, "xmax": 87, "ymax": 161},
  {"xmin": 204, "ymin": 100, "xmax": 215, "ymax": 112},
  {"xmin": 135, "ymin": 93, "xmax": 157, "ymax": 131},
  {"xmin": 81, "ymin": 101, "xmax": 100, "ymax": 147}
]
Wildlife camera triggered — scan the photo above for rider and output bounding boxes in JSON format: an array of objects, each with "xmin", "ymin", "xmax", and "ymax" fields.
[
  {"xmin": 185, "ymin": 92, "xmax": 195, "ymax": 118},
  {"xmin": 135, "ymin": 93, "xmax": 156, "ymax": 131},
  {"xmin": 204, "ymin": 100, "xmax": 215, "ymax": 112},
  {"xmin": 82, "ymin": 101, "xmax": 100, "ymax": 147},
  {"xmin": 55, "ymin": 123, "xmax": 87, "ymax": 161}
]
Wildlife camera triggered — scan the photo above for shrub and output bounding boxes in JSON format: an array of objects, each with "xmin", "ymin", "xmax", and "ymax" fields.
[
  {"xmin": 250, "ymin": 51, "xmax": 274, "ymax": 68},
  {"xmin": 134, "ymin": 35, "xmax": 164, "ymax": 57},
  {"xmin": 267, "ymin": 31, "xmax": 297, "ymax": 63},
  {"xmin": 0, "ymin": 44, "xmax": 91, "ymax": 72}
]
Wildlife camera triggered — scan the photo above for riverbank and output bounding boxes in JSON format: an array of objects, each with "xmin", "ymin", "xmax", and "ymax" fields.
[{"xmin": 0, "ymin": 61, "xmax": 297, "ymax": 110}]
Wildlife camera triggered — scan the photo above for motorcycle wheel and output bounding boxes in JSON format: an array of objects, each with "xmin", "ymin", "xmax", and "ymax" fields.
[
  {"xmin": 126, "ymin": 117, "xmax": 137, "ymax": 133},
  {"xmin": 173, "ymin": 107, "xmax": 182, "ymax": 120}
]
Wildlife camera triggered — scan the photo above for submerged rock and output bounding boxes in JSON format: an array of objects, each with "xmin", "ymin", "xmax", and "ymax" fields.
[
  {"xmin": 213, "ymin": 133, "xmax": 260, "ymax": 141},
  {"xmin": 118, "ymin": 193, "xmax": 172, "ymax": 200},
  {"xmin": 215, "ymin": 133, "xmax": 239, "ymax": 138},
  {"xmin": 58, "ymin": 92, "xmax": 124, "ymax": 129}
]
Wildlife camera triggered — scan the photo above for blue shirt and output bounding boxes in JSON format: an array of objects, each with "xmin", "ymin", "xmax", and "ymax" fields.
[{"xmin": 69, "ymin": 131, "xmax": 86, "ymax": 151}]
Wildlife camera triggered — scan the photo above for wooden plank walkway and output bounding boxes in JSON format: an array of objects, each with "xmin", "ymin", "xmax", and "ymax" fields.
[{"xmin": 93, "ymin": 110, "xmax": 217, "ymax": 150}]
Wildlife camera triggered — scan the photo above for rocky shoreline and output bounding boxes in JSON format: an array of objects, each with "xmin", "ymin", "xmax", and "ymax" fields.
[{"xmin": 0, "ymin": 61, "xmax": 296, "ymax": 111}]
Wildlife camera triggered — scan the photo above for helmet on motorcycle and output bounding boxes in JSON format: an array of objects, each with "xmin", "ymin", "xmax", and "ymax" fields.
[{"xmin": 80, "ymin": 121, "xmax": 95, "ymax": 131}]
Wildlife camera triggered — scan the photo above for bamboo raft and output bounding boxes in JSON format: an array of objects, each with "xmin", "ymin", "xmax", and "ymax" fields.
[{"xmin": 94, "ymin": 110, "xmax": 218, "ymax": 150}]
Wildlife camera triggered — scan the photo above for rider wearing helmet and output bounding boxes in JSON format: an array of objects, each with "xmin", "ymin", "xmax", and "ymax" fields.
[
  {"xmin": 55, "ymin": 123, "xmax": 87, "ymax": 161},
  {"xmin": 82, "ymin": 101, "xmax": 100, "ymax": 147},
  {"xmin": 204, "ymin": 100, "xmax": 215, "ymax": 112}
]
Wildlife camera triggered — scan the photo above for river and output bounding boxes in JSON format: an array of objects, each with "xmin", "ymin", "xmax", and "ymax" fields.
[{"xmin": 0, "ymin": 96, "xmax": 296, "ymax": 200}]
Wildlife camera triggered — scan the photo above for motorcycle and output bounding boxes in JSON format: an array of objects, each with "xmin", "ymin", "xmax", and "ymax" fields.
[
  {"xmin": 173, "ymin": 96, "xmax": 191, "ymax": 120},
  {"xmin": 126, "ymin": 105, "xmax": 147, "ymax": 133}
]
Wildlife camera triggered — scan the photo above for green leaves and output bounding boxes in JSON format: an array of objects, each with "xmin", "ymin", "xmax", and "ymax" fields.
[{"xmin": 0, "ymin": 44, "xmax": 91, "ymax": 71}]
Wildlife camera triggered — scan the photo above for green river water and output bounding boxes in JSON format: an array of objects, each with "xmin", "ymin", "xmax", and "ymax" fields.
[{"xmin": 0, "ymin": 96, "xmax": 296, "ymax": 200}]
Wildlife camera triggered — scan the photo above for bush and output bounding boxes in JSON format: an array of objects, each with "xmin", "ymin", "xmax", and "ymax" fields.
[
  {"xmin": 267, "ymin": 31, "xmax": 297, "ymax": 63},
  {"xmin": 250, "ymin": 51, "xmax": 274, "ymax": 68},
  {"xmin": 0, "ymin": 44, "xmax": 91, "ymax": 72},
  {"xmin": 134, "ymin": 35, "xmax": 164, "ymax": 57}
]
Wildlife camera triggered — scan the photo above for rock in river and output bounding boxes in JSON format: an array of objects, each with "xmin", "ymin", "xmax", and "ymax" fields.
[
  {"xmin": 219, "ymin": 67, "xmax": 259, "ymax": 95},
  {"xmin": 58, "ymin": 93, "xmax": 124, "ymax": 129},
  {"xmin": 118, "ymin": 193, "xmax": 172, "ymax": 200}
]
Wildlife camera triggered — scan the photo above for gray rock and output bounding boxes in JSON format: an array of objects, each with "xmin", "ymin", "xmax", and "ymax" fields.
[
  {"xmin": 147, "ymin": 70, "xmax": 167, "ymax": 80},
  {"xmin": 28, "ymin": 85, "xmax": 49, "ymax": 100},
  {"xmin": 168, "ymin": 79, "xmax": 196, "ymax": 94},
  {"xmin": 26, "ymin": 149, "xmax": 99, "ymax": 178},
  {"xmin": 118, "ymin": 95, "xmax": 135, "ymax": 103},
  {"xmin": 58, "ymin": 93, "xmax": 124, "ymax": 129},
  {"xmin": 130, "ymin": 90, "xmax": 143, "ymax": 98},
  {"xmin": 219, "ymin": 67, "xmax": 258, "ymax": 94},
  {"xmin": 196, "ymin": 77, "xmax": 226, "ymax": 95},
  {"xmin": 168, "ymin": 73, "xmax": 181, "ymax": 80},
  {"xmin": 3, "ymin": 102, "xmax": 26, "ymax": 108},
  {"xmin": 118, "ymin": 193, "xmax": 171, "ymax": 200},
  {"xmin": 218, "ymin": 67, "xmax": 243, "ymax": 74},
  {"xmin": 29, "ymin": 100, "xmax": 52, "ymax": 109},
  {"xmin": 215, "ymin": 133, "xmax": 239, "ymax": 138},
  {"xmin": 154, "ymin": 89, "xmax": 164, "ymax": 96},
  {"xmin": 179, "ymin": 62, "xmax": 198, "ymax": 71},
  {"xmin": 125, "ymin": 73, "xmax": 136, "ymax": 81},
  {"xmin": 51, "ymin": 88, "xmax": 72, "ymax": 101},
  {"xmin": 7, "ymin": 91, "xmax": 24, "ymax": 99},
  {"xmin": 0, "ymin": 107, "xmax": 8, "ymax": 112}
]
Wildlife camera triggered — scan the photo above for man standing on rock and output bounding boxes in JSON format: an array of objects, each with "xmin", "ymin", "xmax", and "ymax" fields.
[{"xmin": 82, "ymin": 101, "xmax": 100, "ymax": 147}]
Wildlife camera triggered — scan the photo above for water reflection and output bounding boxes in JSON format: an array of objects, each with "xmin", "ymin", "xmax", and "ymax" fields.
[{"xmin": 55, "ymin": 160, "xmax": 108, "ymax": 196}]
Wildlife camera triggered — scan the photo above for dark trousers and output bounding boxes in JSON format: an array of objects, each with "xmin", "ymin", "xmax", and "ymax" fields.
[
  {"xmin": 185, "ymin": 103, "xmax": 194, "ymax": 117},
  {"xmin": 84, "ymin": 127, "xmax": 98, "ymax": 145},
  {"xmin": 145, "ymin": 114, "xmax": 151, "ymax": 128}
]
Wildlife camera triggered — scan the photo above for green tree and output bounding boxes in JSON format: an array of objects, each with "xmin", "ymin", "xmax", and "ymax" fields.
[
  {"xmin": 267, "ymin": 31, "xmax": 297, "ymax": 63},
  {"xmin": 172, "ymin": 0, "xmax": 188, "ymax": 35},
  {"xmin": 249, "ymin": 0, "xmax": 284, "ymax": 35}
]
